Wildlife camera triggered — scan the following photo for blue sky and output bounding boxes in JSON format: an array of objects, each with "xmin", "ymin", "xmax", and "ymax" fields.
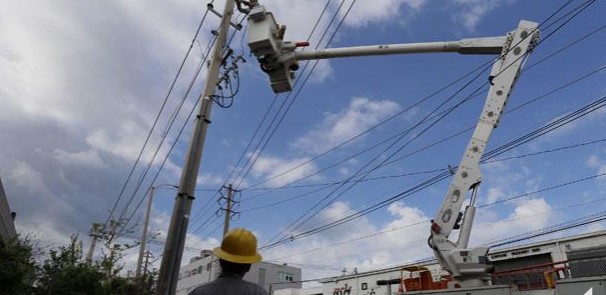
[{"xmin": 1, "ymin": 0, "xmax": 606, "ymax": 280}]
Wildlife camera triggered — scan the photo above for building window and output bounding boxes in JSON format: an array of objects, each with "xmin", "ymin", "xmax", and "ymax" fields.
[
  {"xmin": 278, "ymin": 271, "xmax": 294, "ymax": 282},
  {"xmin": 361, "ymin": 283, "xmax": 368, "ymax": 290},
  {"xmin": 198, "ymin": 266, "xmax": 203, "ymax": 274},
  {"xmin": 206, "ymin": 262, "xmax": 212, "ymax": 271}
]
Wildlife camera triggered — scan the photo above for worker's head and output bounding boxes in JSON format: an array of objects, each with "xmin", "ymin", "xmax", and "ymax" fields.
[{"xmin": 214, "ymin": 228, "xmax": 262, "ymax": 273}]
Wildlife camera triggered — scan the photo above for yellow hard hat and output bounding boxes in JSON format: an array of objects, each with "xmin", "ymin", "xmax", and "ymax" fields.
[{"xmin": 213, "ymin": 228, "xmax": 262, "ymax": 264}]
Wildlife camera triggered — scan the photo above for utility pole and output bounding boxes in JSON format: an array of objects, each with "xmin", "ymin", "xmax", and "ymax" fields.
[
  {"xmin": 223, "ymin": 184, "xmax": 234, "ymax": 236},
  {"xmin": 142, "ymin": 251, "xmax": 154, "ymax": 295},
  {"xmin": 143, "ymin": 250, "xmax": 154, "ymax": 276},
  {"xmin": 136, "ymin": 187, "xmax": 155, "ymax": 277},
  {"xmin": 86, "ymin": 223, "xmax": 102, "ymax": 263},
  {"xmin": 156, "ymin": 0, "xmax": 237, "ymax": 293}
]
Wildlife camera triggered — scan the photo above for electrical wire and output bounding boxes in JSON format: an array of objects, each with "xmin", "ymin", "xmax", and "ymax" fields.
[
  {"xmin": 188, "ymin": 0, "xmax": 353, "ymax": 234},
  {"xmin": 117, "ymin": 34, "xmax": 218, "ymax": 233},
  {"xmin": 218, "ymin": 0, "xmax": 334, "ymax": 188},
  {"xmin": 115, "ymin": 34, "xmax": 217, "ymax": 226},
  {"xmin": 195, "ymin": 0, "xmax": 604, "ymax": 250},
  {"xmin": 103, "ymin": 4, "xmax": 214, "ymax": 230},
  {"xmin": 259, "ymin": 94, "xmax": 606, "ymax": 250},
  {"xmin": 267, "ymin": 196, "xmax": 606, "ymax": 263},
  {"xmin": 240, "ymin": 0, "xmax": 600, "ymax": 193},
  {"xmin": 258, "ymin": 6, "xmax": 606, "ymax": 241},
  {"xmin": 231, "ymin": 0, "xmax": 357, "ymax": 191},
  {"xmin": 244, "ymin": 134, "xmax": 606, "ymax": 213}
]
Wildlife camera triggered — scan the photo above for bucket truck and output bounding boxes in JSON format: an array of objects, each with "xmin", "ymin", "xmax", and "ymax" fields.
[{"xmin": 246, "ymin": 3, "xmax": 539, "ymax": 292}]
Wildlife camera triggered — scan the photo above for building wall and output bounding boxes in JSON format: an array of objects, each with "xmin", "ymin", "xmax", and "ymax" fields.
[
  {"xmin": 176, "ymin": 254, "xmax": 219, "ymax": 295},
  {"xmin": 321, "ymin": 264, "xmax": 444, "ymax": 295},
  {"xmin": 248, "ymin": 261, "xmax": 302, "ymax": 292},
  {"xmin": 0, "ymin": 175, "xmax": 17, "ymax": 243},
  {"xmin": 274, "ymin": 286, "xmax": 323, "ymax": 295},
  {"xmin": 176, "ymin": 252, "xmax": 302, "ymax": 295},
  {"xmin": 488, "ymin": 230, "xmax": 606, "ymax": 264},
  {"xmin": 319, "ymin": 231, "xmax": 606, "ymax": 295}
]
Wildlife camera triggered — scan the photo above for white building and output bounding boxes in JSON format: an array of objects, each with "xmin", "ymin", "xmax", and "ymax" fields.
[
  {"xmin": 0, "ymin": 175, "xmax": 17, "ymax": 243},
  {"xmin": 176, "ymin": 249, "xmax": 302, "ymax": 295},
  {"xmin": 314, "ymin": 230, "xmax": 606, "ymax": 295}
]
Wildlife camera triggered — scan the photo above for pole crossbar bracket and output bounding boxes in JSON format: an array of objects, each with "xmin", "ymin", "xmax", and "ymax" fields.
[{"xmin": 208, "ymin": 4, "xmax": 243, "ymax": 30}]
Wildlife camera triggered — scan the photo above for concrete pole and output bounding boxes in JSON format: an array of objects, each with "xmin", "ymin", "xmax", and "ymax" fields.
[
  {"xmin": 223, "ymin": 184, "xmax": 233, "ymax": 236},
  {"xmin": 136, "ymin": 187, "xmax": 155, "ymax": 277},
  {"xmin": 86, "ymin": 223, "xmax": 101, "ymax": 263},
  {"xmin": 155, "ymin": 0, "xmax": 236, "ymax": 293},
  {"xmin": 143, "ymin": 250, "xmax": 152, "ymax": 276}
]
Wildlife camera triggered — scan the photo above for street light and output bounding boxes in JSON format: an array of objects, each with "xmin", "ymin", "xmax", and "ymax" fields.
[{"xmin": 136, "ymin": 184, "xmax": 178, "ymax": 277}]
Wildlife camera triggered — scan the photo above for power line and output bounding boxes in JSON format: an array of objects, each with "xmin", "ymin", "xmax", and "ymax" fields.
[
  {"xmin": 220, "ymin": 0, "xmax": 333, "ymax": 188},
  {"xmin": 187, "ymin": 1, "xmax": 337, "ymax": 229},
  {"xmin": 485, "ymin": 136, "xmax": 606, "ymax": 163},
  {"xmin": 115, "ymin": 33, "xmax": 217, "ymax": 226},
  {"xmin": 104, "ymin": 4, "xmax": 214, "ymax": 229},
  {"xmin": 188, "ymin": 0, "xmax": 357, "ymax": 234},
  {"xmin": 246, "ymin": 168, "xmax": 446, "ymax": 192},
  {"xmin": 238, "ymin": 0, "xmax": 596, "ymax": 193},
  {"xmin": 223, "ymin": 0, "xmax": 600, "ymax": 247},
  {"xmin": 117, "ymin": 33, "xmax": 219, "ymax": 233},
  {"xmin": 259, "ymin": 94, "xmax": 606, "ymax": 250},
  {"xmin": 196, "ymin": 0, "xmax": 604, "ymax": 250},
  {"xmin": 488, "ymin": 210, "xmax": 606, "ymax": 248},
  {"xmin": 243, "ymin": 134, "xmax": 606, "ymax": 213},
  {"xmin": 267, "ymin": 196, "xmax": 606, "ymax": 262},
  {"xmin": 479, "ymin": 171, "xmax": 606, "ymax": 208},
  {"xmin": 232, "ymin": 0, "xmax": 358, "ymax": 191},
  {"xmin": 263, "ymin": 44, "xmax": 513, "ymax": 245},
  {"xmin": 242, "ymin": 10, "xmax": 606, "ymax": 197}
]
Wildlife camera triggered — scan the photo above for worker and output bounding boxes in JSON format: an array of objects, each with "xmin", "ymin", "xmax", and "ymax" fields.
[{"xmin": 189, "ymin": 228, "xmax": 268, "ymax": 295}]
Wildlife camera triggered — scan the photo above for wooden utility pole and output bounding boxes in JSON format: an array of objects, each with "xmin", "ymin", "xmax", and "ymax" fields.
[
  {"xmin": 223, "ymin": 184, "xmax": 234, "ymax": 236},
  {"xmin": 155, "ymin": 0, "xmax": 237, "ymax": 293}
]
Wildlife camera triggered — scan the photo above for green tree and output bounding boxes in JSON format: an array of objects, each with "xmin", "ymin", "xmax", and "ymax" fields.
[
  {"xmin": 34, "ymin": 235, "xmax": 141, "ymax": 295},
  {"xmin": 35, "ymin": 235, "xmax": 106, "ymax": 295},
  {"xmin": 1, "ymin": 224, "xmax": 147, "ymax": 294},
  {"xmin": 0, "ymin": 235, "xmax": 37, "ymax": 295}
]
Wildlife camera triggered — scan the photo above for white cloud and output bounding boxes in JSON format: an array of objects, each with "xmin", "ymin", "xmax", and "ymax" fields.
[
  {"xmin": 292, "ymin": 97, "xmax": 400, "ymax": 154},
  {"xmin": 537, "ymin": 105, "xmax": 606, "ymax": 144},
  {"xmin": 0, "ymin": 0, "xmax": 212, "ymax": 256},
  {"xmin": 197, "ymin": 173, "xmax": 225, "ymax": 187},
  {"xmin": 343, "ymin": 0, "xmax": 426, "ymax": 28},
  {"xmin": 452, "ymin": 0, "xmax": 512, "ymax": 31},
  {"xmin": 584, "ymin": 155, "xmax": 606, "ymax": 183},
  {"xmin": 598, "ymin": 165, "xmax": 606, "ymax": 183},
  {"xmin": 254, "ymin": 0, "xmax": 426, "ymax": 83},
  {"xmin": 249, "ymin": 154, "xmax": 319, "ymax": 187},
  {"xmin": 263, "ymin": 201, "xmax": 433, "ymax": 278},
  {"xmin": 85, "ymin": 125, "xmax": 152, "ymax": 162},
  {"xmin": 9, "ymin": 161, "xmax": 52, "ymax": 196},
  {"xmin": 473, "ymin": 197, "xmax": 553, "ymax": 246},
  {"xmin": 586, "ymin": 155, "xmax": 601, "ymax": 168},
  {"xmin": 54, "ymin": 149, "xmax": 107, "ymax": 169}
]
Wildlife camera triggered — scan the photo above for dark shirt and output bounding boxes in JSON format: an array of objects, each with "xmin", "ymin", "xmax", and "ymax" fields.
[{"xmin": 188, "ymin": 272, "xmax": 268, "ymax": 295}]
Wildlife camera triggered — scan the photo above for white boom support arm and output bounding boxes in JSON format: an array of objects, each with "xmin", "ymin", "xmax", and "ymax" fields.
[
  {"xmin": 294, "ymin": 37, "xmax": 506, "ymax": 60},
  {"xmin": 429, "ymin": 20, "xmax": 538, "ymax": 287},
  {"xmin": 246, "ymin": 4, "xmax": 539, "ymax": 288}
]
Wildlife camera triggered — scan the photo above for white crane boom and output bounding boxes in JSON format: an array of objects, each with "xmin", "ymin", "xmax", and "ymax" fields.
[
  {"xmin": 428, "ymin": 20, "xmax": 538, "ymax": 288},
  {"xmin": 246, "ymin": 4, "xmax": 539, "ymax": 288}
]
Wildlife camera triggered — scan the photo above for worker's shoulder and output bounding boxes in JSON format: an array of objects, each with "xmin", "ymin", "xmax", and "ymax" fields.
[
  {"xmin": 245, "ymin": 280, "xmax": 268, "ymax": 292},
  {"xmin": 188, "ymin": 279, "xmax": 268, "ymax": 295},
  {"xmin": 236, "ymin": 279, "xmax": 269, "ymax": 294}
]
